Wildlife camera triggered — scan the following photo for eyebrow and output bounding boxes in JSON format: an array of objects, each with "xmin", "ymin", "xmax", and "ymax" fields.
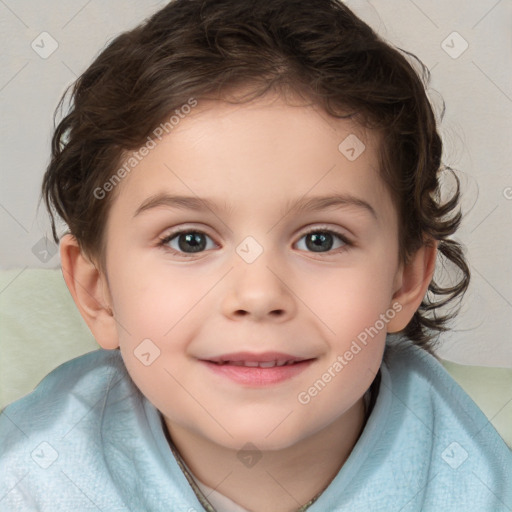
[
  {"xmin": 133, "ymin": 192, "xmax": 377, "ymax": 220},
  {"xmin": 283, "ymin": 194, "xmax": 377, "ymax": 220}
]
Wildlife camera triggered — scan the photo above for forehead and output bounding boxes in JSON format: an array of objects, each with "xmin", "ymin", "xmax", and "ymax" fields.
[{"xmin": 108, "ymin": 92, "xmax": 395, "ymax": 227}]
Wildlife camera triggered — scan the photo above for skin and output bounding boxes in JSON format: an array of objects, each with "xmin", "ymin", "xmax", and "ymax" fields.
[{"xmin": 61, "ymin": 91, "xmax": 437, "ymax": 512}]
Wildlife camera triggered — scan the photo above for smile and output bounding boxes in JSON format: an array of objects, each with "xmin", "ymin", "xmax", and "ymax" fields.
[{"xmin": 199, "ymin": 356, "xmax": 316, "ymax": 386}]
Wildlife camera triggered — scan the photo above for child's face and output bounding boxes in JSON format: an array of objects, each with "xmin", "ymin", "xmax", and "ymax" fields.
[{"xmin": 100, "ymin": 93, "xmax": 404, "ymax": 451}]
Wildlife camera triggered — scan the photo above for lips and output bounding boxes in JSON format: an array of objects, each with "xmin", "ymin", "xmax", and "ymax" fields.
[{"xmin": 199, "ymin": 352, "xmax": 316, "ymax": 386}]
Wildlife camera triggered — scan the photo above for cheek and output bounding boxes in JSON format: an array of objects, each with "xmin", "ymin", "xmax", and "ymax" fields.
[
  {"xmin": 306, "ymin": 260, "xmax": 398, "ymax": 335},
  {"xmin": 108, "ymin": 261, "xmax": 209, "ymax": 342},
  {"xmin": 294, "ymin": 267, "xmax": 392, "ymax": 419}
]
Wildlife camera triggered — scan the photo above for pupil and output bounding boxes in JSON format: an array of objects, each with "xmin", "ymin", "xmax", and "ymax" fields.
[
  {"xmin": 179, "ymin": 233, "xmax": 206, "ymax": 253},
  {"xmin": 306, "ymin": 232, "xmax": 333, "ymax": 252}
]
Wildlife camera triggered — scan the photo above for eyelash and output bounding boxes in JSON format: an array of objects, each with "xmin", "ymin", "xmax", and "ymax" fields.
[{"xmin": 157, "ymin": 226, "xmax": 353, "ymax": 258}]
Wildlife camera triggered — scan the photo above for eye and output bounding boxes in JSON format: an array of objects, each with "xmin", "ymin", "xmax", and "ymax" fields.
[
  {"xmin": 158, "ymin": 226, "xmax": 352, "ymax": 257},
  {"xmin": 158, "ymin": 230, "xmax": 216, "ymax": 256},
  {"xmin": 295, "ymin": 228, "xmax": 351, "ymax": 254}
]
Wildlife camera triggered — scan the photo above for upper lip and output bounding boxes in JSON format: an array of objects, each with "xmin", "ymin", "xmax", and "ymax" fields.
[{"xmin": 203, "ymin": 352, "xmax": 313, "ymax": 364}]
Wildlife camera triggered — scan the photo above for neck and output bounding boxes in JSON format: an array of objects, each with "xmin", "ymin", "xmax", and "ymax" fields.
[{"xmin": 164, "ymin": 396, "xmax": 367, "ymax": 512}]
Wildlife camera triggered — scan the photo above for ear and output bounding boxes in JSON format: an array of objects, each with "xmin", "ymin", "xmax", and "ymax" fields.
[
  {"xmin": 387, "ymin": 240, "xmax": 438, "ymax": 333},
  {"xmin": 60, "ymin": 234, "xmax": 119, "ymax": 349}
]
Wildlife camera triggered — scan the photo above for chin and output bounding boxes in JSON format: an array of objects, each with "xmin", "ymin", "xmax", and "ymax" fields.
[{"xmin": 211, "ymin": 422, "xmax": 314, "ymax": 453}]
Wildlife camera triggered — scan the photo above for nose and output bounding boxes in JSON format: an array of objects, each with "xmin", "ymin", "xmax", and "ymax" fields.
[{"xmin": 220, "ymin": 252, "xmax": 297, "ymax": 322}]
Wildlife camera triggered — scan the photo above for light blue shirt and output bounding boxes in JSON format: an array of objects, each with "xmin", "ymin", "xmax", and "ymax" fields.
[{"xmin": 1, "ymin": 339, "xmax": 511, "ymax": 511}]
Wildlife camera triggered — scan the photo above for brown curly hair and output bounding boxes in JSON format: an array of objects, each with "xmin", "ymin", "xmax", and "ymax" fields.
[{"xmin": 41, "ymin": 0, "xmax": 470, "ymax": 355}]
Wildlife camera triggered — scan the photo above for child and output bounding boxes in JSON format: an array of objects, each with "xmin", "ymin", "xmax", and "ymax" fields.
[{"xmin": 1, "ymin": 0, "xmax": 510, "ymax": 510}]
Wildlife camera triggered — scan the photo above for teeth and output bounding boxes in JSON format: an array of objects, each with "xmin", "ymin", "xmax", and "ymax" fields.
[
  {"xmin": 216, "ymin": 360, "xmax": 299, "ymax": 368},
  {"xmin": 258, "ymin": 361, "xmax": 277, "ymax": 368}
]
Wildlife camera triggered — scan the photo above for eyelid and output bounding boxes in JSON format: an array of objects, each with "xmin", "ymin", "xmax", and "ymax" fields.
[
  {"xmin": 157, "ymin": 224, "xmax": 217, "ymax": 246},
  {"xmin": 298, "ymin": 225, "xmax": 352, "ymax": 243},
  {"xmin": 159, "ymin": 222, "xmax": 215, "ymax": 238}
]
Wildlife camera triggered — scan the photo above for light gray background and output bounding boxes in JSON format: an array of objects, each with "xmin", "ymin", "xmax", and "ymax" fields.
[{"xmin": 0, "ymin": 0, "xmax": 510, "ymax": 367}]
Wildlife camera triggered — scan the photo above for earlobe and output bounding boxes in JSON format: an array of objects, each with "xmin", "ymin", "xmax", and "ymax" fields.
[
  {"xmin": 387, "ymin": 241, "xmax": 438, "ymax": 333},
  {"xmin": 59, "ymin": 234, "xmax": 119, "ymax": 350}
]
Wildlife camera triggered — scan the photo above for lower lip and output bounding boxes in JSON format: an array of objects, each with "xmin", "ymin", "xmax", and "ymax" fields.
[{"xmin": 199, "ymin": 360, "xmax": 315, "ymax": 386}]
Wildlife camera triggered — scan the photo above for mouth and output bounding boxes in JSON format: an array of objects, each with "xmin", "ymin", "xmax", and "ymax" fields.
[
  {"xmin": 207, "ymin": 359, "xmax": 306, "ymax": 367},
  {"xmin": 199, "ymin": 352, "xmax": 316, "ymax": 386},
  {"xmin": 203, "ymin": 351, "xmax": 313, "ymax": 367}
]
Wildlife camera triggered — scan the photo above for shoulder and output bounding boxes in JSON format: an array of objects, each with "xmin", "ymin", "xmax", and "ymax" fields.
[
  {"xmin": 383, "ymin": 338, "xmax": 505, "ymax": 437},
  {"xmin": 382, "ymin": 337, "xmax": 509, "ymax": 447},
  {"xmin": 1, "ymin": 348, "xmax": 126, "ymax": 426},
  {"xmin": 0, "ymin": 349, "xmax": 135, "ymax": 510},
  {"xmin": 379, "ymin": 337, "xmax": 512, "ymax": 509}
]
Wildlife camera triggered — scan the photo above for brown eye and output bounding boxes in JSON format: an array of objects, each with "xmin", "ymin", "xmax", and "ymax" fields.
[
  {"xmin": 295, "ymin": 229, "xmax": 350, "ymax": 254},
  {"xmin": 160, "ymin": 231, "xmax": 215, "ymax": 255},
  {"xmin": 308, "ymin": 232, "xmax": 335, "ymax": 252}
]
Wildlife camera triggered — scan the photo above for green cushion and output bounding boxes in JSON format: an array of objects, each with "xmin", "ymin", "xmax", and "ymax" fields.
[
  {"xmin": 0, "ymin": 268, "xmax": 98, "ymax": 410},
  {"xmin": 440, "ymin": 359, "xmax": 512, "ymax": 449},
  {"xmin": 1, "ymin": 268, "xmax": 510, "ymax": 448}
]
